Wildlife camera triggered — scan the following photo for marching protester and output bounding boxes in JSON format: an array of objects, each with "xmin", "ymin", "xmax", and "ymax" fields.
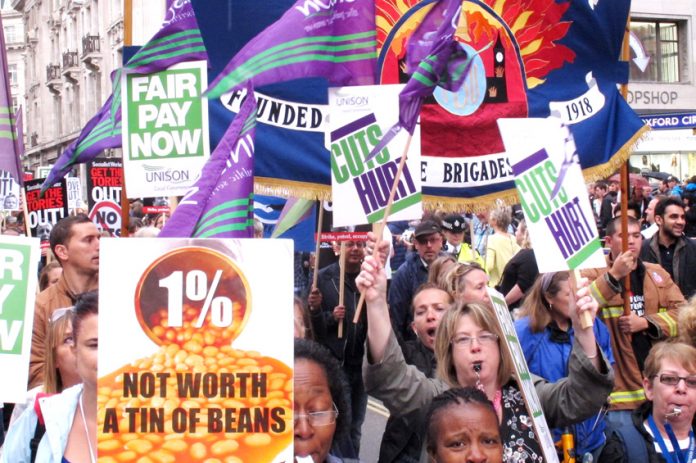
[
  {"xmin": 471, "ymin": 212, "xmax": 492, "ymax": 260},
  {"xmin": 485, "ymin": 204, "xmax": 520, "ymax": 288},
  {"xmin": 307, "ymin": 234, "xmax": 368, "ymax": 457},
  {"xmin": 379, "ymin": 284, "xmax": 453, "ymax": 463},
  {"xmin": 38, "ymin": 262, "xmax": 62, "ymax": 292},
  {"xmin": 443, "ymin": 261, "xmax": 491, "ymax": 305},
  {"xmin": 440, "ymin": 213, "xmax": 484, "ymax": 266},
  {"xmin": 294, "ymin": 338, "xmax": 357, "ymax": 463},
  {"xmin": 640, "ymin": 197, "xmax": 696, "ymax": 299},
  {"xmin": 9, "ymin": 306, "xmax": 81, "ymax": 427},
  {"xmin": 426, "ymin": 254, "xmax": 458, "ymax": 290},
  {"xmin": 425, "ymin": 388, "xmax": 504, "ymax": 463},
  {"xmin": 516, "ymin": 271, "xmax": 615, "ymax": 461},
  {"xmin": 599, "ymin": 341, "xmax": 696, "ymax": 463},
  {"xmin": 29, "ymin": 215, "xmax": 100, "ymax": 389},
  {"xmin": 357, "ymin": 241, "xmax": 613, "ymax": 462},
  {"xmin": 642, "ymin": 196, "xmax": 665, "ymax": 240},
  {"xmin": 497, "ymin": 219, "xmax": 539, "ymax": 312},
  {"xmin": 583, "ymin": 216, "xmax": 684, "ymax": 430},
  {"xmin": 388, "ymin": 220, "xmax": 444, "ymax": 344},
  {"xmin": 2, "ymin": 292, "xmax": 98, "ymax": 463}
]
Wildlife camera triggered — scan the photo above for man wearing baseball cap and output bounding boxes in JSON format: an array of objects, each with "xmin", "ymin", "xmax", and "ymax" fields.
[
  {"xmin": 388, "ymin": 219, "xmax": 444, "ymax": 344},
  {"xmin": 441, "ymin": 213, "xmax": 484, "ymax": 267}
]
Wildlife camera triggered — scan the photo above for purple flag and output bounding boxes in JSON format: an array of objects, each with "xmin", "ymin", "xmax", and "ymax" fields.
[
  {"xmin": 126, "ymin": 0, "xmax": 207, "ymax": 75},
  {"xmin": 365, "ymin": 0, "xmax": 474, "ymax": 162},
  {"xmin": 160, "ymin": 86, "xmax": 257, "ymax": 238},
  {"xmin": 0, "ymin": 12, "xmax": 22, "ymax": 185},
  {"xmin": 15, "ymin": 105, "xmax": 24, "ymax": 159},
  {"xmin": 205, "ymin": 0, "xmax": 377, "ymax": 99},
  {"xmin": 41, "ymin": 0, "xmax": 208, "ymax": 191}
]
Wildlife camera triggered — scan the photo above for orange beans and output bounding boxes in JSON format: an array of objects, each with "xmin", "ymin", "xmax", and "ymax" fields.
[{"xmin": 98, "ymin": 329, "xmax": 292, "ymax": 461}]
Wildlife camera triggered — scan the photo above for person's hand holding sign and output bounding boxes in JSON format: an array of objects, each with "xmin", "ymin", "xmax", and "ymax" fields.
[
  {"xmin": 618, "ymin": 312, "xmax": 648, "ymax": 334},
  {"xmin": 333, "ymin": 305, "xmax": 346, "ymax": 322},
  {"xmin": 609, "ymin": 250, "xmax": 637, "ymax": 281}
]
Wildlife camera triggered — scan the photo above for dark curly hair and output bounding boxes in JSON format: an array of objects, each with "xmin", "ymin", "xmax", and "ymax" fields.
[
  {"xmin": 425, "ymin": 387, "xmax": 499, "ymax": 454},
  {"xmin": 294, "ymin": 338, "xmax": 351, "ymax": 440}
]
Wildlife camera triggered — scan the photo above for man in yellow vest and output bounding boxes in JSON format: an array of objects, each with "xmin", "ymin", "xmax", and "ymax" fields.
[{"xmin": 441, "ymin": 213, "xmax": 484, "ymax": 267}]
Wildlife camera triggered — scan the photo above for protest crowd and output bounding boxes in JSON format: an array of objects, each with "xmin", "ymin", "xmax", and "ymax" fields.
[
  {"xmin": 0, "ymin": 176, "xmax": 694, "ymax": 462},
  {"xmin": 1, "ymin": 0, "xmax": 696, "ymax": 462}
]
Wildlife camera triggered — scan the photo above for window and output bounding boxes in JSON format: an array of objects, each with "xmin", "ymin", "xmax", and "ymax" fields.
[
  {"xmin": 4, "ymin": 25, "xmax": 16, "ymax": 44},
  {"xmin": 8, "ymin": 64, "xmax": 17, "ymax": 86},
  {"xmin": 629, "ymin": 20, "xmax": 685, "ymax": 83}
]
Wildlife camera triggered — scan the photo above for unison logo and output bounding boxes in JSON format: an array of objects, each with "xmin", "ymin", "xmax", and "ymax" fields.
[{"xmin": 295, "ymin": 0, "xmax": 356, "ymax": 17}]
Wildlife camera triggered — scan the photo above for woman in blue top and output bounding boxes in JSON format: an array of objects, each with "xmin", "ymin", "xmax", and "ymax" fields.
[{"xmin": 515, "ymin": 271, "xmax": 615, "ymax": 461}]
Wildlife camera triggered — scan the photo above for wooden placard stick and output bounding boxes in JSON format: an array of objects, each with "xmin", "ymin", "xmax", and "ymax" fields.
[
  {"xmin": 338, "ymin": 241, "xmax": 347, "ymax": 339},
  {"xmin": 353, "ymin": 134, "xmax": 413, "ymax": 324},
  {"xmin": 21, "ymin": 187, "xmax": 30, "ymax": 237},
  {"xmin": 619, "ymin": 21, "xmax": 632, "ymax": 317},
  {"xmin": 311, "ymin": 201, "xmax": 324, "ymax": 290},
  {"xmin": 569, "ymin": 269, "xmax": 593, "ymax": 329}
]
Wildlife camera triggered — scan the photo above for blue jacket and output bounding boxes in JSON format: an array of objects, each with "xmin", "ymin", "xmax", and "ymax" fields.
[
  {"xmin": 515, "ymin": 317, "xmax": 615, "ymax": 456},
  {"xmin": 1, "ymin": 384, "xmax": 83, "ymax": 463}
]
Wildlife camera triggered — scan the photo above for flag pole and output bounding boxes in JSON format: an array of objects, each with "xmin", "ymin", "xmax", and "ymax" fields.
[
  {"xmin": 311, "ymin": 201, "xmax": 324, "ymax": 290},
  {"xmin": 338, "ymin": 241, "xmax": 347, "ymax": 339},
  {"xmin": 120, "ymin": 0, "xmax": 133, "ymax": 237},
  {"xmin": 619, "ymin": 19, "xmax": 632, "ymax": 316},
  {"xmin": 354, "ymin": 134, "xmax": 413, "ymax": 324}
]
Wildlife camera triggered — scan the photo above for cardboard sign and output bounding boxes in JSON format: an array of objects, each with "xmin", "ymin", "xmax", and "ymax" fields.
[
  {"xmin": 328, "ymin": 85, "xmax": 422, "ymax": 226},
  {"xmin": 98, "ymin": 238, "xmax": 294, "ymax": 462},
  {"xmin": 498, "ymin": 118, "xmax": 606, "ymax": 273},
  {"xmin": 488, "ymin": 287, "xmax": 559, "ymax": 463},
  {"xmin": 0, "ymin": 236, "xmax": 40, "ymax": 402},
  {"xmin": 0, "ymin": 170, "xmax": 20, "ymax": 211},
  {"xmin": 122, "ymin": 60, "xmax": 210, "ymax": 198},
  {"xmin": 66, "ymin": 177, "xmax": 83, "ymax": 212},
  {"xmin": 87, "ymin": 158, "xmax": 123, "ymax": 236},
  {"xmin": 25, "ymin": 178, "xmax": 69, "ymax": 246}
]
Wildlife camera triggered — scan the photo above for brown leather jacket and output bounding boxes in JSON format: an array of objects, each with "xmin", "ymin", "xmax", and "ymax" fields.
[{"xmin": 29, "ymin": 276, "xmax": 76, "ymax": 389}]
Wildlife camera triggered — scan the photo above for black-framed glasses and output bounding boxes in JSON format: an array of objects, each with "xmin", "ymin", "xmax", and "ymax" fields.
[
  {"xmin": 451, "ymin": 333, "xmax": 499, "ymax": 348},
  {"xmin": 294, "ymin": 403, "xmax": 339, "ymax": 427},
  {"xmin": 653, "ymin": 373, "xmax": 696, "ymax": 389}
]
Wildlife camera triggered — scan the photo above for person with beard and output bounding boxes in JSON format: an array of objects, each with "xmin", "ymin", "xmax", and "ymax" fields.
[
  {"xmin": 378, "ymin": 284, "xmax": 453, "ymax": 463},
  {"xmin": 641, "ymin": 197, "xmax": 696, "ymax": 299},
  {"xmin": 583, "ymin": 216, "xmax": 684, "ymax": 432},
  {"xmin": 307, "ymin": 232, "xmax": 368, "ymax": 457}
]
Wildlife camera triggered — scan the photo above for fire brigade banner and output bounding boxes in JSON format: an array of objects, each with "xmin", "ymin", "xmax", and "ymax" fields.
[
  {"xmin": 0, "ymin": 236, "xmax": 40, "ymax": 403},
  {"xmin": 25, "ymin": 178, "xmax": 69, "ymax": 249},
  {"xmin": 121, "ymin": 60, "xmax": 210, "ymax": 198},
  {"xmin": 98, "ymin": 238, "xmax": 294, "ymax": 462},
  {"xmin": 87, "ymin": 157, "xmax": 123, "ymax": 236},
  {"xmin": 328, "ymin": 84, "xmax": 422, "ymax": 226},
  {"xmin": 193, "ymin": 0, "xmax": 645, "ymax": 209}
]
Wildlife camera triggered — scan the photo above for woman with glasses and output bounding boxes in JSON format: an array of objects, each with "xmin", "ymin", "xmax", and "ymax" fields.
[
  {"xmin": 600, "ymin": 341, "xmax": 696, "ymax": 463},
  {"xmin": 515, "ymin": 272, "xmax": 615, "ymax": 461},
  {"xmin": 294, "ymin": 338, "xmax": 357, "ymax": 463},
  {"xmin": 357, "ymin": 253, "xmax": 614, "ymax": 462}
]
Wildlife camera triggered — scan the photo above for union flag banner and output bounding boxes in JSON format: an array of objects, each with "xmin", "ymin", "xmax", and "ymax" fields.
[
  {"xmin": 197, "ymin": 0, "xmax": 645, "ymax": 210},
  {"xmin": 376, "ymin": 0, "xmax": 647, "ymax": 209}
]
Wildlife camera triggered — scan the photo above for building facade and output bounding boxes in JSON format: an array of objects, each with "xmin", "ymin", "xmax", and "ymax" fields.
[
  {"xmin": 10, "ymin": 0, "xmax": 165, "ymax": 176},
  {"xmin": 629, "ymin": 0, "xmax": 696, "ymax": 180},
  {"xmin": 2, "ymin": 4, "xmax": 25, "ymax": 132}
]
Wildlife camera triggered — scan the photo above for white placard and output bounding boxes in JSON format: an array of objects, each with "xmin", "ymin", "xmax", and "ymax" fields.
[
  {"xmin": 328, "ymin": 84, "xmax": 423, "ymax": 227},
  {"xmin": 498, "ymin": 117, "xmax": 606, "ymax": 272}
]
